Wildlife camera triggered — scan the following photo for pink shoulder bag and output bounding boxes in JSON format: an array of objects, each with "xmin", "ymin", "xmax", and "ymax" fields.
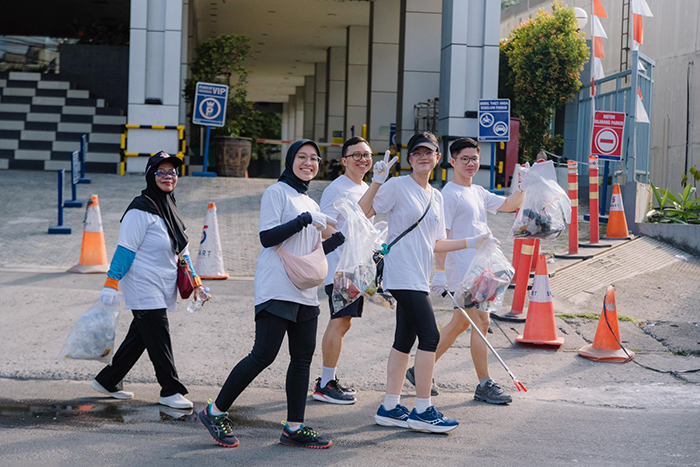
[{"xmin": 275, "ymin": 238, "xmax": 328, "ymax": 290}]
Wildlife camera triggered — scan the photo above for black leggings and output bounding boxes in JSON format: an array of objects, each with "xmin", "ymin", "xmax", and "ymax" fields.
[
  {"xmin": 388, "ymin": 290, "xmax": 440, "ymax": 353},
  {"xmin": 95, "ymin": 309, "xmax": 187, "ymax": 397},
  {"xmin": 215, "ymin": 311, "xmax": 317, "ymax": 422}
]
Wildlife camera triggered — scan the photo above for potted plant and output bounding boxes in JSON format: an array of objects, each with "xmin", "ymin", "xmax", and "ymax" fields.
[{"xmin": 184, "ymin": 34, "xmax": 256, "ymax": 177}]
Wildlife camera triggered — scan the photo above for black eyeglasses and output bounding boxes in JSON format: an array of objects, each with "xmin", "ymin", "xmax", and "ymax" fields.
[
  {"xmin": 155, "ymin": 169, "xmax": 178, "ymax": 177},
  {"xmin": 344, "ymin": 152, "xmax": 372, "ymax": 161}
]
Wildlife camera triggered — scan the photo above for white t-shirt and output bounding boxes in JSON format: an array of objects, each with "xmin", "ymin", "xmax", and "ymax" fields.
[
  {"xmin": 319, "ymin": 174, "xmax": 369, "ymax": 286},
  {"xmin": 254, "ymin": 182, "xmax": 323, "ymax": 307},
  {"xmin": 118, "ymin": 209, "xmax": 190, "ymax": 312},
  {"xmin": 373, "ymin": 175, "xmax": 446, "ymax": 293},
  {"xmin": 442, "ymin": 181, "xmax": 505, "ymax": 291}
]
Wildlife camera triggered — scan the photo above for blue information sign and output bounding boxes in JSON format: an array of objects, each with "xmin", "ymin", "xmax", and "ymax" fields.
[
  {"xmin": 192, "ymin": 82, "xmax": 229, "ymax": 127},
  {"xmin": 389, "ymin": 123, "xmax": 396, "ymax": 146},
  {"xmin": 478, "ymin": 99, "xmax": 510, "ymax": 142}
]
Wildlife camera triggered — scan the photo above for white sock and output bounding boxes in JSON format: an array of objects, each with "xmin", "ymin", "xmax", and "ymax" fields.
[
  {"xmin": 286, "ymin": 422, "xmax": 302, "ymax": 431},
  {"xmin": 479, "ymin": 376, "xmax": 493, "ymax": 388},
  {"xmin": 209, "ymin": 402, "xmax": 226, "ymax": 416},
  {"xmin": 415, "ymin": 397, "xmax": 432, "ymax": 413},
  {"xmin": 383, "ymin": 394, "xmax": 401, "ymax": 409},
  {"xmin": 320, "ymin": 366, "xmax": 336, "ymax": 388}
]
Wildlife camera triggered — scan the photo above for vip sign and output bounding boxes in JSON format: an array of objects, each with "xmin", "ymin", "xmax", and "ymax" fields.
[{"xmin": 591, "ymin": 111, "xmax": 625, "ymax": 161}]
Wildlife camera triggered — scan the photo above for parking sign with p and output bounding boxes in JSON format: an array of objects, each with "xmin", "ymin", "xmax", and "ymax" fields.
[{"xmin": 193, "ymin": 82, "xmax": 229, "ymax": 127}]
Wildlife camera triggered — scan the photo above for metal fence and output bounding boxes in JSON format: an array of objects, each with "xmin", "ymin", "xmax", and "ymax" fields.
[{"xmin": 575, "ymin": 50, "xmax": 655, "ymax": 183}]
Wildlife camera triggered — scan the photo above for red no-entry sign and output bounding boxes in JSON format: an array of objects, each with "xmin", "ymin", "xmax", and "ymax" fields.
[{"xmin": 591, "ymin": 111, "xmax": 625, "ymax": 161}]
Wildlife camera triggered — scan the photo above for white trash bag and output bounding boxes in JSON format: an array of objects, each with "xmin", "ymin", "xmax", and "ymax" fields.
[
  {"xmin": 60, "ymin": 297, "xmax": 122, "ymax": 364},
  {"xmin": 331, "ymin": 198, "xmax": 393, "ymax": 311},
  {"xmin": 454, "ymin": 224, "xmax": 514, "ymax": 313},
  {"xmin": 509, "ymin": 161, "xmax": 571, "ymax": 240}
]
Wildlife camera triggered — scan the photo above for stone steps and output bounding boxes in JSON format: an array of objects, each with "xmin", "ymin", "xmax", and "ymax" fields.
[{"xmin": 0, "ymin": 71, "xmax": 124, "ymax": 173}]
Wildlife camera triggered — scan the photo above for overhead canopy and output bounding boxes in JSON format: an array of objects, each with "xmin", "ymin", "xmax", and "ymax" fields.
[
  {"xmin": 192, "ymin": 0, "xmax": 370, "ymax": 102},
  {"xmin": 1, "ymin": 0, "xmax": 369, "ymax": 103}
]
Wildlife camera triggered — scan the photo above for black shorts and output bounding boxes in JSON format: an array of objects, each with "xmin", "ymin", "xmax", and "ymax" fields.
[{"xmin": 325, "ymin": 284, "xmax": 364, "ymax": 319}]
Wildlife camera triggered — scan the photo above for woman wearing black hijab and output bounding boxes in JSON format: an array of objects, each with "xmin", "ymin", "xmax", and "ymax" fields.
[
  {"xmin": 199, "ymin": 139, "xmax": 344, "ymax": 449},
  {"xmin": 91, "ymin": 151, "xmax": 209, "ymax": 410}
]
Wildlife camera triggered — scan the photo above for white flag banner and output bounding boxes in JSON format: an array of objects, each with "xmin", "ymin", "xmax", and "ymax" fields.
[
  {"xmin": 631, "ymin": 39, "xmax": 640, "ymax": 51},
  {"xmin": 592, "ymin": 15, "xmax": 608, "ymax": 39},
  {"xmin": 636, "ymin": 94, "xmax": 650, "ymax": 123},
  {"xmin": 638, "ymin": 60, "xmax": 646, "ymax": 71},
  {"xmin": 594, "ymin": 57, "xmax": 606, "ymax": 80},
  {"xmin": 632, "ymin": 0, "xmax": 653, "ymax": 17}
]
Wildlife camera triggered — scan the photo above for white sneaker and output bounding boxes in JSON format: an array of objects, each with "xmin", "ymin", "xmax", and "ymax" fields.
[
  {"xmin": 158, "ymin": 393, "xmax": 193, "ymax": 409},
  {"xmin": 91, "ymin": 380, "xmax": 134, "ymax": 400}
]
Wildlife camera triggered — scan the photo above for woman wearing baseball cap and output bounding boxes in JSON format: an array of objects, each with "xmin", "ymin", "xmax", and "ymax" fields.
[
  {"xmin": 91, "ymin": 151, "xmax": 209, "ymax": 410},
  {"xmin": 358, "ymin": 132, "xmax": 490, "ymax": 434}
]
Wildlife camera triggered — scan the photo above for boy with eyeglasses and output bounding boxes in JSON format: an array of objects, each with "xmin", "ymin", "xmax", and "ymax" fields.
[
  {"xmin": 405, "ymin": 137, "xmax": 524, "ymax": 403},
  {"xmin": 312, "ymin": 136, "xmax": 374, "ymax": 404}
]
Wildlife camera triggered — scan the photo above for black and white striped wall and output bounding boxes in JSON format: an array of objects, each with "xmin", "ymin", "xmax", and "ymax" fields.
[{"xmin": 0, "ymin": 71, "xmax": 124, "ymax": 173}]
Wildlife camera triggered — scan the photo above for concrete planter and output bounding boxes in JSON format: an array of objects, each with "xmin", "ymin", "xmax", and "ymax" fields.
[{"xmin": 637, "ymin": 222, "xmax": 700, "ymax": 256}]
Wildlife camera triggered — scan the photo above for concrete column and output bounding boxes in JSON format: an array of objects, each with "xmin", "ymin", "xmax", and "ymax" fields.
[
  {"xmin": 345, "ymin": 26, "xmax": 369, "ymax": 140},
  {"xmin": 295, "ymin": 86, "xmax": 305, "ymax": 140},
  {"xmin": 397, "ymin": 0, "xmax": 442, "ymax": 162},
  {"xmin": 287, "ymin": 95, "xmax": 296, "ymax": 144},
  {"xmin": 438, "ymin": 0, "xmax": 500, "ymax": 185},
  {"xmin": 127, "ymin": 0, "xmax": 183, "ymax": 172},
  {"xmin": 368, "ymin": 0, "xmax": 401, "ymax": 153},
  {"xmin": 303, "ymin": 76, "xmax": 315, "ymax": 140},
  {"xmin": 325, "ymin": 46, "xmax": 346, "ymax": 159},
  {"xmin": 179, "ymin": 0, "xmax": 190, "ymax": 126},
  {"xmin": 281, "ymin": 101, "xmax": 290, "ymax": 172},
  {"xmin": 314, "ymin": 62, "xmax": 327, "ymax": 142}
]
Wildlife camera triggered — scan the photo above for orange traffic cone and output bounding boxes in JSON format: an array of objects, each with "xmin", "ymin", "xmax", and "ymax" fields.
[
  {"xmin": 579, "ymin": 286, "xmax": 635, "ymax": 362},
  {"xmin": 516, "ymin": 255, "xmax": 564, "ymax": 346},
  {"xmin": 604, "ymin": 184, "xmax": 631, "ymax": 239},
  {"xmin": 195, "ymin": 203, "xmax": 229, "ymax": 279},
  {"xmin": 68, "ymin": 194, "xmax": 108, "ymax": 274}
]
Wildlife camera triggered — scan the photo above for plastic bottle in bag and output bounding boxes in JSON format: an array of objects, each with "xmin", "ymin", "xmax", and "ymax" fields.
[{"xmin": 187, "ymin": 287, "xmax": 210, "ymax": 313}]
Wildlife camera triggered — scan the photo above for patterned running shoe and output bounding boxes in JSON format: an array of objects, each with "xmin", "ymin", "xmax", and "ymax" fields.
[
  {"xmin": 474, "ymin": 380, "xmax": 512, "ymax": 405},
  {"xmin": 374, "ymin": 403, "xmax": 411, "ymax": 428},
  {"xmin": 198, "ymin": 401, "xmax": 239, "ymax": 447},
  {"xmin": 407, "ymin": 406, "xmax": 459, "ymax": 433},
  {"xmin": 313, "ymin": 378, "xmax": 356, "ymax": 405},
  {"xmin": 279, "ymin": 422, "xmax": 332, "ymax": 449}
]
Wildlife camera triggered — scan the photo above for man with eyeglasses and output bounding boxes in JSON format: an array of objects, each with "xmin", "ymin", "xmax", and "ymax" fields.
[
  {"xmin": 312, "ymin": 136, "xmax": 374, "ymax": 405},
  {"xmin": 406, "ymin": 137, "xmax": 524, "ymax": 403}
]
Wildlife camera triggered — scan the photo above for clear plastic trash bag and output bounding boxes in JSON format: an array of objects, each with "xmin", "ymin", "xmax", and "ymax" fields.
[
  {"xmin": 509, "ymin": 161, "xmax": 571, "ymax": 240},
  {"xmin": 453, "ymin": 233, "xmax": 514, "ymax": 313},
  {"xmin": 331, "ymin": 198, "xmax": 394, "ymax": 310},
  {"xmin": 60, "ymin": 297, "xmax": 122, "ymax": 365}
]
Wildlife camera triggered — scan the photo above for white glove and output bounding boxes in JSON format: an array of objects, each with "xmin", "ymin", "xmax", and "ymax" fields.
[
  {"xmin": 430, "ymin": 270, "xmax": 447, "ymax": 295},
  {"xmin": 310, "ymin": 212, "xmax": 337, "ymax": 231},
  {"xmin": 372, "ymin": 150, "xmax": 399, "ymax": 185},
  {"xmin": 465, "ymin": 232, "xmax": 492, "ymax": 249},
  {"xmin": 100, "ymin": 287, "xmax": 118, "ymax": 306}
]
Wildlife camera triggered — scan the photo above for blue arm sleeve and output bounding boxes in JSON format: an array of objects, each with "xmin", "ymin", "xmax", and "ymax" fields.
[
  {"xmin": 322, "ymin": 232, "xmax": 345, "ymax": 255},
  {"xmin": 259, "ymin": 212, "xmax": 313, "ymax": 248},
  {"xmin": 106, "ymin": 245, "xmax": 136, "ymax": 281},
  {"xmin": 182, "ymin": 253, "xmax": 198, "ymax": 278}
]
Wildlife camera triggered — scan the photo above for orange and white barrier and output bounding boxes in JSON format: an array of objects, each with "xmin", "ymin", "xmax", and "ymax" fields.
[
  {"xmin": 495, "ymin": 238, "xmax": 535, "ymax": 322},
  {"xmin": 68, "ymin": 194, "xmax": 108, "ymax": 274},
  {"xmin": 195, "ymin": 203, "xmax": 229, "ymax": 280},
  {"xmin": 516, "ymin": 255, "xmax": 564, "ymax": 346},
  {"xmin": 579, "ymin": 286, "xmax": 634, "ymax": 362}
]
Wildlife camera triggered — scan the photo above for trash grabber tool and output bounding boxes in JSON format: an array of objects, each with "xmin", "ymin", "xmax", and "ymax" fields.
[{"xmin": 442, "ymin": 289, "xmax": 527, "ymax": 392}]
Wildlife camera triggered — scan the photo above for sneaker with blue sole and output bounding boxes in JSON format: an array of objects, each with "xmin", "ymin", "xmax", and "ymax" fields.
[
  {"xmin": 374, "ymin": 403, "xmax": 411, "ymax": 428},
  {"xmin": 407, "ymin": 406, "xmax": 459, "ymax": 433}
]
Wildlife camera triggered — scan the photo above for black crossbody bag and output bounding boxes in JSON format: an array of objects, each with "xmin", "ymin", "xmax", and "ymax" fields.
[{"xmin": 373, "ymin": 189, "xmax": 433, "ymax": 289}]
